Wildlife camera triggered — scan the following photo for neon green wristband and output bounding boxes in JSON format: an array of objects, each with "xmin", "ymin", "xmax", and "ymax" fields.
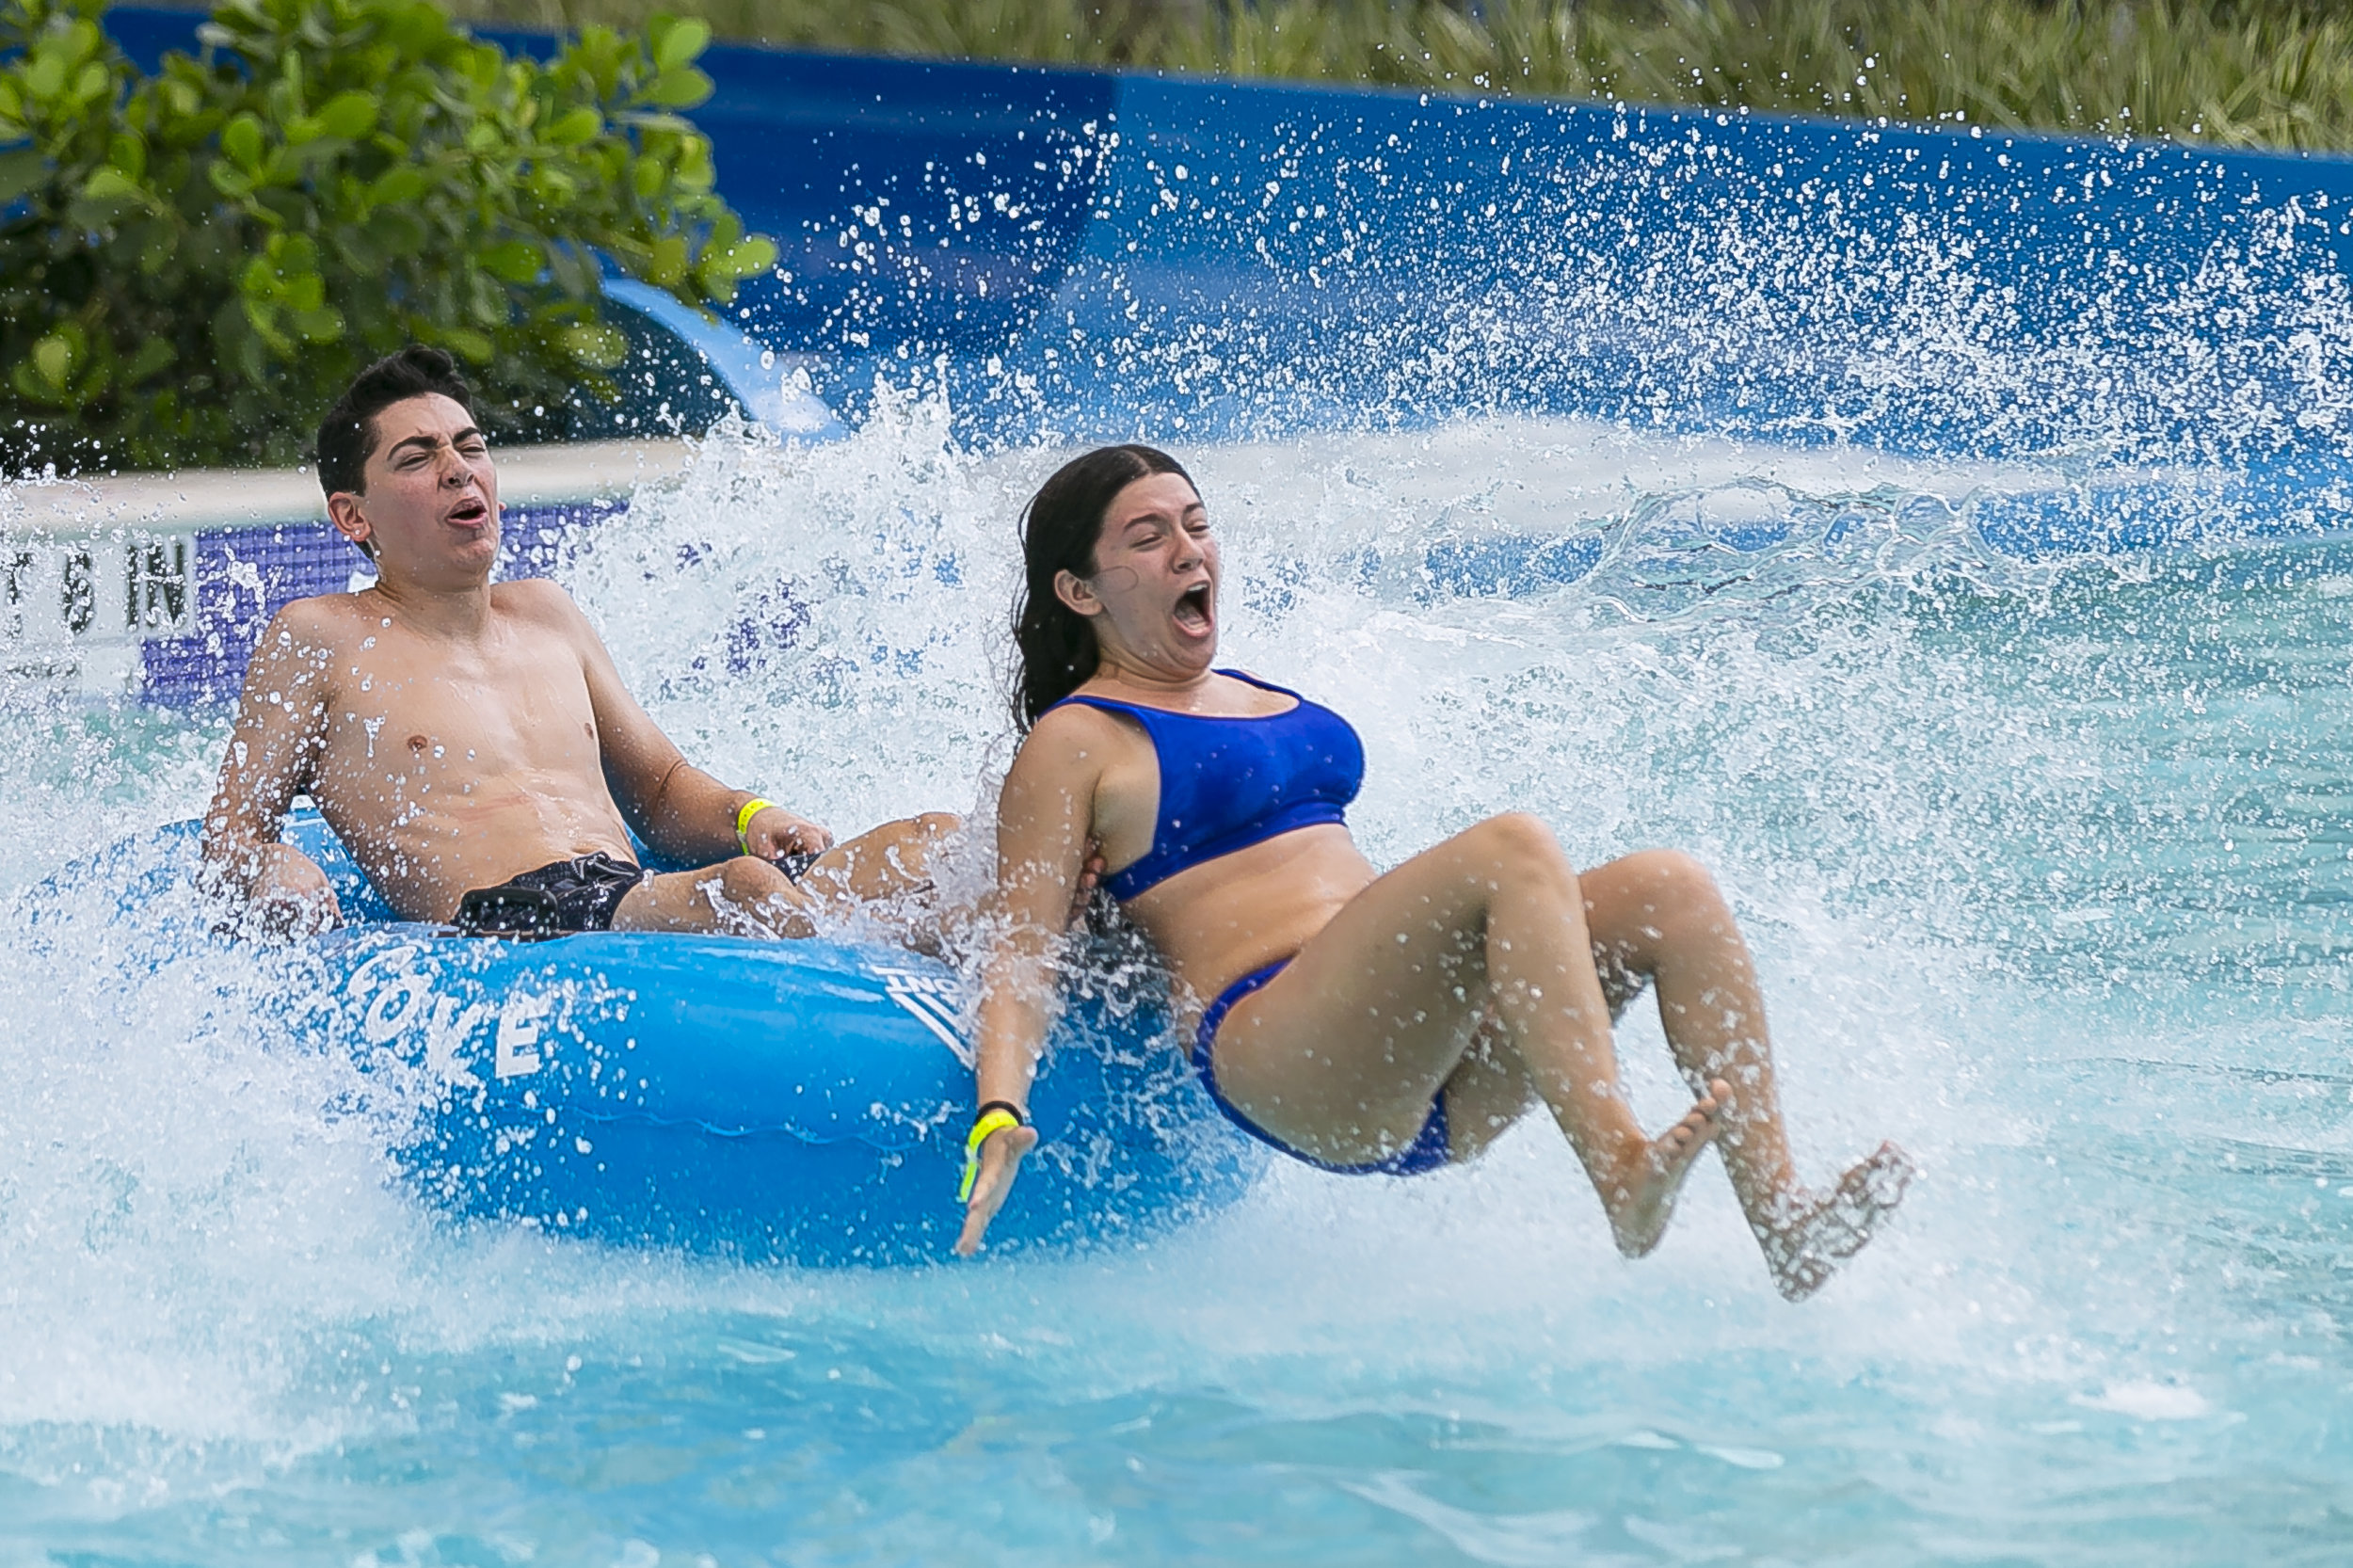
[
  {"xmin": 958, "ymin": 1106, "xmax": 1026, "ymax": 1203},
  {"xmin": 734, "ymin": 796, "xmax": 777, "ymax": 856}
]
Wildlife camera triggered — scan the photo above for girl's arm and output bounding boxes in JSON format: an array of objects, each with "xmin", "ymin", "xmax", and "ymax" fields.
[{"xmin": 954, "ymin": 712, "xmax": 1106, "ymax": 1256}]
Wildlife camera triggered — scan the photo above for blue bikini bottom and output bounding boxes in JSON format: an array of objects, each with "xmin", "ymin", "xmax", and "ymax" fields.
[{"xmin": 1191, "ymin": 958, "xmax": 1452, "ymax": 1177}]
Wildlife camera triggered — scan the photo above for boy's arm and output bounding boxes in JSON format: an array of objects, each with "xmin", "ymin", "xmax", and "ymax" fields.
[
  {"xmin": 198, "ymin": 604, "xmax": 341, "ymax": 935},
  {"xmin": 554, "ymin": 585, "xmax": 830, "ymax": 865}
]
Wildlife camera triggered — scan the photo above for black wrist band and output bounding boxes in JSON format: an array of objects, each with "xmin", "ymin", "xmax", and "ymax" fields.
[{"xmin": 974, "ymin": 1099, "xmax": 1029, "ymax": 1127}]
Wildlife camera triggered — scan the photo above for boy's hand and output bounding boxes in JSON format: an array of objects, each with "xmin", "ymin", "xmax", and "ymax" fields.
[{"xmin": 744, "ymin": 804, "xmax": 834, "ymax": 860}]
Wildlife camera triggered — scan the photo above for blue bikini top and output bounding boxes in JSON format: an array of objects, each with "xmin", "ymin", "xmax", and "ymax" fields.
[{"xmin": 1051, "ymin": 669, "xmax": 1365, "ymax": 903}]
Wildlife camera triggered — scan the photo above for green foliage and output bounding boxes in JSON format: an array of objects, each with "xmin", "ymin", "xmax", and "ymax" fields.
[
  {"xmin": 0, "ymin": 0, "xmax": 776, "ymax": 471},
  {"xmin": 455, "ymin": 0, "xmax": 2353, "ymax": 153}
]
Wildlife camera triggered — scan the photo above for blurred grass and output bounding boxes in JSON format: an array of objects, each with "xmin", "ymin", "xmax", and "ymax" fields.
[{"xmin": 434, "ymin": 0, "xmax": 2353, "ymax": 152}]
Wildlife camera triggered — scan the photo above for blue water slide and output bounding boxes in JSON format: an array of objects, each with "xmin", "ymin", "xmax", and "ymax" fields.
[
  {"xmin": 96, "ymin": 9, "xmax": 2353, "ymax": 527},
  {"xmin": 598, "ymin": 276, "xmax": 842, "ymax": 439},
  {"xmin": 1032, "ymin": 79, "xmax": 2353, "ymax": 454},
  {"xmin": 576, "ymin": 34, "xmax": 2353, "ymax": 469},
  {"xmin": 659, "ymin": 35, "xmax": 2353, "ymax": 552},
  {"xmin": 687, "ymin": 49, "xmax": 1115, "ymax": 358}
]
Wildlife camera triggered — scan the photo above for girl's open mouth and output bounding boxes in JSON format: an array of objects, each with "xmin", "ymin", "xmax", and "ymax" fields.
[{"xmin": 1174, "ymin": 582, "xmax": 1214, "ymax": 634}]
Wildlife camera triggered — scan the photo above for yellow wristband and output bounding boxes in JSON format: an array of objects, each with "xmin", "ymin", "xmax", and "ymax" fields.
[
  {"xmin": 735, "ymin": 796, "xmax": 777, "ymax": 856},
  {"xmin": 958, "ymin": 1107, "xmax": 1024, "ymax": 1203}
]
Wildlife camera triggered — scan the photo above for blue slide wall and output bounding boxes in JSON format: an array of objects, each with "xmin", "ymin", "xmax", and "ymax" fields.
[
  {"xmin": 678, "ymin": 34, "xmax": 2353, "ymax": 511},
  {"xmin": 104, "ymin": 9, "xmax": 2353, "ymax": 551}
]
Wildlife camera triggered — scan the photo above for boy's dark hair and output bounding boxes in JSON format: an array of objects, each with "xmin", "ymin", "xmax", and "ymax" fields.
[{"xmin": 314, "ymin": 344, "xmax": 476, "ymax": 500}]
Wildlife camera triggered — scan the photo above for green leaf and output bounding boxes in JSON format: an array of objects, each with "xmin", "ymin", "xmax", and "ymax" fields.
[
  {"xmin": 123, "ymin": 337, "xmax": 177, "ymax": 383},
  {"xmin": 316, "ymin": 89, "xmax": 377, "ymax": 138},
  {"xmin": 33, "ymin": 332, "xmax": 76, "ymax": 392},
  {"xmin": 560, "ymin": 321, "xmax": 626, "ymax": 369},
  {"xmin": 368, "ymin": 165, "xmax": 426, "ymax": 206},
  {"xmin": 441, "ymin": 326, "xmax": 494, "ymax": 362},
  {"xmin": 651, "ymin": 16, "xmax": 710, "ymax": 73},
  {"xmin": 10, "ymin": 360, "xmax": 65, "ymax": 407},
  {"xmin": 546, "ymin": 104, "xmax": 601, "ymax": 146},
  {"xmin": 643, "ymin": 66, "xmax": 712, "ymax": 110},
  {"xmin": 479, "ymin": 238, "xmax": 542, "ymax": 283},
  {"xmin": 365, "ymin": 205, "xmax": 427, "ymax": 255},
  {"xmin": 27, "ymin": 52, "xmax": 66, "ymax": 104},
  {"xmin": 275, "ymin": 232, "xmax": 321, "ymax": 273},
  {"xmin": 294, "ymin": 305, "xmax": 344, "ymax": 342},
  {"xmin": 221, "ymin": 112, "xmax": 264, "ymax": 171},
  {"xmin": 0, "ymin": 147, "xmax": 43, "ymax": 206},
  {"xmin": 81, "ymin": 166, "xmax": 139, "ymax": 200},
  {"xmin": 644, "ymin": 233, "xmax": 688, "ymax": 286},
  {"xmin": 106, "ymin": 130, "xmax": 145, "ymax": 181},
  {"xmin": 241, "ymin": 297, "xmax": 290, "ymax": 360},
  {"xmin": 733, "ymin": 235, "xmax": 777, "ymax": 275},
  {"xmin": 332, "ymin": 220, "xmax": 383, "ymax": 274}
]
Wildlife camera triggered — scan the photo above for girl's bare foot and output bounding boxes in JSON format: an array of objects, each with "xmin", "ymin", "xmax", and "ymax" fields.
[
  {"xmin": 1762, "ymin": 1142, "xmax": 1916, "ymax": 1302},
  {"xmin": 1607, "ymin": 1079, "xmax": 1726, "ymax": 1257}
]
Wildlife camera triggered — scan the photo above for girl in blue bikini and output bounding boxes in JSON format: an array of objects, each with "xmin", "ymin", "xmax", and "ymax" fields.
[{"xmin": 957, "ymin": 446, "xmax": 1913, "ymax": 1299}]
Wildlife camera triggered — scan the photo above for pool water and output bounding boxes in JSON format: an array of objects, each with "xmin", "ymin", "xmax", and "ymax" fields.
[{"xmin": 3, "ymin": 406, "xmax": 2351, "ymax": 1564}]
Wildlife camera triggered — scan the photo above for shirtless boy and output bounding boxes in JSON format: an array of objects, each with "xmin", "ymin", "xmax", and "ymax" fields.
[{"xmin": 200, "ymin": 345, "xmax": 954, "ymax": 941}]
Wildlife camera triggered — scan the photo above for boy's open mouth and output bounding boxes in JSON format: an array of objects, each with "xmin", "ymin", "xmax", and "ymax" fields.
[{"xmin": 447, "ymin": 496, "xmax": 490, "ymax": 525}]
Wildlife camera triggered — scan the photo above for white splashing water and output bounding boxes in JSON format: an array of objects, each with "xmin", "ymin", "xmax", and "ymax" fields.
[{"xmin": 2, "ymin": 400, "xmax": 2348, "ymax": 1560}]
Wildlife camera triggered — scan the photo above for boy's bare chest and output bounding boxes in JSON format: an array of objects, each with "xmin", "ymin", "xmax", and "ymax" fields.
[{"xmin": 316, "ymin": 628, "xmax": 599, "ymax": 791}]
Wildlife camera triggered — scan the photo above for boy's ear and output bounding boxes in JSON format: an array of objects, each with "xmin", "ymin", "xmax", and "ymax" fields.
[{"xmin": 326, "ymin": 492, "xmax": 374, "ymax": 559}]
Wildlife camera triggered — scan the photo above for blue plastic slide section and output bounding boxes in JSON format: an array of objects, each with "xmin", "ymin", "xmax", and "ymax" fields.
[
  {"xmin": 93, "ymin": 9, "xmax": 2353, "ymax": 547},
  {"xmin": 598, "ymin": 277, "xmax": 842, "ymax": 439},
  {"xmin": 655, "ymin": 37, "xmax": 2353, "ymax": 557},
  {"xmin": 683, "ymin": 49, "xmax": 1115, "ymax": 359},
  {"xmin": 1023, "ymin": 79, "xmax": 2353, "ymax": 461}
]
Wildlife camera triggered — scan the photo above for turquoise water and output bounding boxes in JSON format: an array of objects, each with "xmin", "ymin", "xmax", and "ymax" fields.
[{"xmin": 3, "ymin": 411, "xmax": 2351, "ymax": 1562}]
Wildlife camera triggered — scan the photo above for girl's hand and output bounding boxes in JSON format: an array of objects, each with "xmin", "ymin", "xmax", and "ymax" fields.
[{"xmin": 954, "ymin": 1121, "xmax": 1040, "ymax": 1256}]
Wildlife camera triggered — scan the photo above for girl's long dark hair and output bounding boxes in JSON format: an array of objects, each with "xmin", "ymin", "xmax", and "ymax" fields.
[{"xmin": 1012, "ymin": 443, "xmax": 1196, "ymax": 730}]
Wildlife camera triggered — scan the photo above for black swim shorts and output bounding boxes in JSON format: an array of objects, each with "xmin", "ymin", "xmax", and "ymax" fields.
[{"xmin": 455, "ymin": 852, "xmax": 648, "ymax": 936}]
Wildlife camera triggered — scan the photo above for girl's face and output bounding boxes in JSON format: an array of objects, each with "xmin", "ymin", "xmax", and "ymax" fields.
[{"xmin": 1057, "ymin": 471, "xmax": 1220, "ymax": 681}]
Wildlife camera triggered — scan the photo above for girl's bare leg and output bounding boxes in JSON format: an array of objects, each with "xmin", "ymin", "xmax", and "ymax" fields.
[
  {"xmin": 1210, "ymin": 813, "xmax": 1723, "ymax": 1257},
  {"xmin": 1428, "ymin": 935, "xmax": 1663, "ymax": 1160},
  {"xmin": 1579, "ymin": 850, "xmax": 1913, "ymax": 1300}
]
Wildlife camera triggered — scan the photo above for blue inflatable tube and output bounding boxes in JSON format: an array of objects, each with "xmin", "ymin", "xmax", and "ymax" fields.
[{"xmin": 56, "ymin": 815, "xmax": 1260, "ymax": 1266}]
